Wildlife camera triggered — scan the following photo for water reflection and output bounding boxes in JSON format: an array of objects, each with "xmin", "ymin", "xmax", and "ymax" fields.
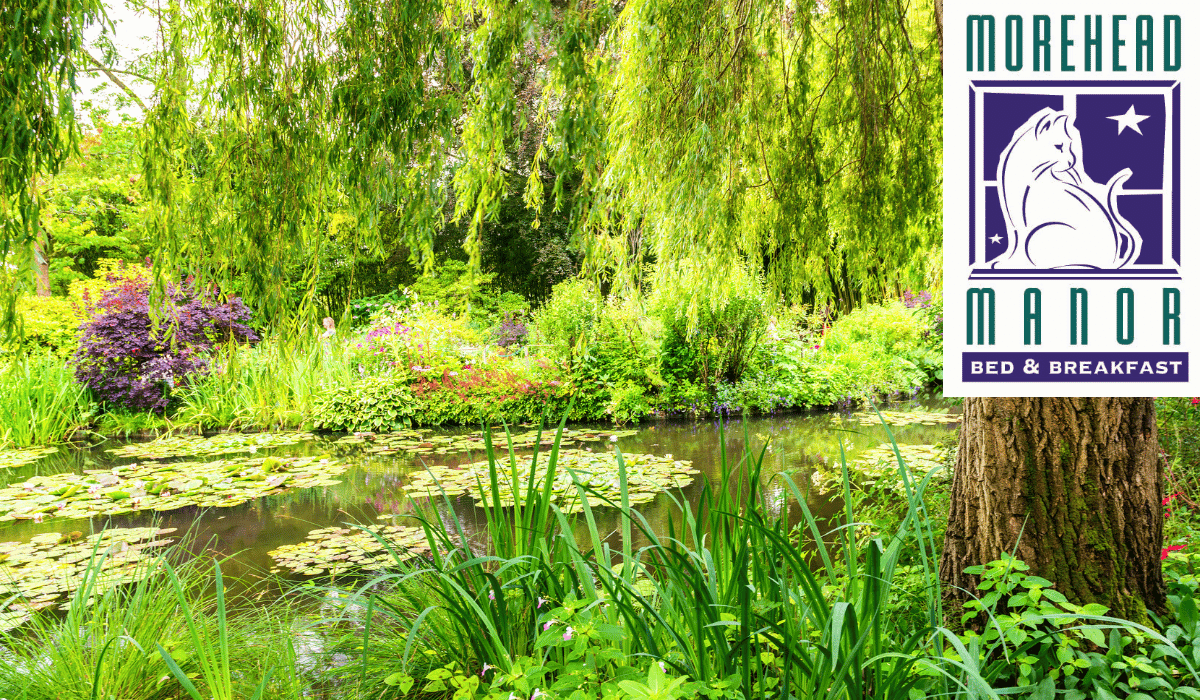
[{"xmin": 0, "ymin": 402, "xmax": 960, "ymax": 583}]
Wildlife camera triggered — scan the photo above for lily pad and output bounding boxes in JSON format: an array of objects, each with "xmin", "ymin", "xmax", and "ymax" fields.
[
  {"xmin": 841, "ymin": 410, "xmax": 961, "ymax": 428},
  {"xmin": 268, "ymin": 525, "xmax": 429, "ymax": 575},
  {"xmin": 402, "ymin": 450, "xmax": 697, "ymax": 512},
  {"xmin": 0, "ymin": 454, "xmax": 346, "ymax": 524},
  {"xmin": 811, "ymin": 443, "xmax": 951, "ymax": 493},
  {"xmin": 0, "ymin": 526, "xmax": 177, "ymax": 631},
  {"xmin": 344, "ymin": 427, "xmax": 640, "ymax": 458},
  {"xmin": 107, "ymin": 432, "xmax": 315, "ymax": 460},
  {"xmin": 0, "ymin": 447, "xmax": 58, "ymax": 470}
]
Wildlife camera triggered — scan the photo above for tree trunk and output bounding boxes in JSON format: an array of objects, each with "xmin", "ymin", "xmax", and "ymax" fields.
[
  {"xmin": 34, "ymin": 233, "xmax": 51, "ymax": 297},
  {"xmin": 940, "ymin": 397, "xmax": 1166, "ymax": 623}
]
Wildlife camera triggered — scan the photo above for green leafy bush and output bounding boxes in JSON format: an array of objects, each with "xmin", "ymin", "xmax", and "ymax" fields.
[
  {"xmin": 3, "ymin": 295, "xmax": 85, "ymax": 356},
  {"xmin": 956, "ymin": 555, "xmax": 1200, "ymax": 699},
  {"xmin": 312, "ymin": 373, "xmax": 418, "ymax": 432},
  {"xmin": 652, "ymin": 269, "xmax": 769, "ymax": 397},
  {"xmin": 530, "ymin": 279, "xmax": 604, "ymax": 365}
]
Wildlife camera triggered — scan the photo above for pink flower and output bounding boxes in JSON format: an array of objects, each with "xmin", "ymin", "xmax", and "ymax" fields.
[
  {"xmin": 481, "ymin": 663, "xmax": 493, "ymax": 677},
  {"xmin": 1192, "ymin": 397, "xmax": 1199, "ymax": 405},
  {"xmin": 1163, "ymin": 545, "xmax": 1186, "ymax": 559},
  {"xmin": 562, "ymin": 626, "xmax": 574, "ymax": 641},
  {"xmin": 488, "ymin": 590, "xmax": 496, "ymax": 600},
  {"xmin": 543, "ymin": 619, "xmax": 557, "ymax": 631},
  {"xmin": 537, "ymin": 597, "xmax": 546, "ymax": 608}
]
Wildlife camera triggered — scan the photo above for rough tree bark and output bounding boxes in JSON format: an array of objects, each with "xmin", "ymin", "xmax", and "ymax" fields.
[{"xmin": 940, "ymin": 397, "xmax": 1167, "ymax": 622}]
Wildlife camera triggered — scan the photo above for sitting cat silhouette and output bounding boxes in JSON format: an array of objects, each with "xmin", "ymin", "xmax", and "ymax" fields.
[{"xmin": 992, "ymin": 108, "xmax": 1141, "ymax": 269}]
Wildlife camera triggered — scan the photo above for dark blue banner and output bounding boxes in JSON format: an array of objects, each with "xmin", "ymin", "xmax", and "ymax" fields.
[{"xmin": 962, "ymin": 352, "xmax": 1188, "ymax": 382}]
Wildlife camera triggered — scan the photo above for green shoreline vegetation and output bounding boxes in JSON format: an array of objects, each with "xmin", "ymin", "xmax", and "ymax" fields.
[{"xmin": 4, "ymin": 426, "xmax": 1200, "ymax": 699}]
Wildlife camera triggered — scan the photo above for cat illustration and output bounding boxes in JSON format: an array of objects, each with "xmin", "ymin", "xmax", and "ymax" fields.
[{"xmin": 992, "ymin": 108, "xmax": 1141, "ymax": 269}]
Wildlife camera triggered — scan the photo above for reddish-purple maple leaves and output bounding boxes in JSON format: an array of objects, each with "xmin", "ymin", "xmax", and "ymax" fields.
[{"xmin": 73, "ymin": 272, "xmax": 257, "ymax": 411}]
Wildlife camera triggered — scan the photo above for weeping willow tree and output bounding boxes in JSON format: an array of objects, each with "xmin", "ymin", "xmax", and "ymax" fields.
[
  {"xmin": 3, "ymin": 0, "xmax": 941, "ymax": 322},
  {"xmin": 2, "ymin": 0, "xmax": 107, "ymax": 313}
]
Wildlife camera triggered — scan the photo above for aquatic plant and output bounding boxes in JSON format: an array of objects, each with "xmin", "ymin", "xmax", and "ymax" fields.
[
  {"xmin": 0, "ymin": 526, "xmax": 176, "ymax": 631},
  {"xmin": 0, "ymin": 454, "xmax": 344, "ymax": 523},
  {"xmin": 811, "ymin": 443, "xmax": 952, "ymax": 493},
  {"xmin": 268, "ymin": 524, "xmax": 429, "ymax": 576},
  {"xmin": 106, "ymin": 431, "xmax": 314, "ymax": 460},
  {"xmin": 402, "ymin": 449, "xmax": 697, "ymax": 511},
  {"xmin": 337, "ymin": 426, "xmax": 637, "ymax": 457},
  {"xmin": 0, "ymin": 352, "xmax": 94, "ymax": 448},
  {"xmin": 0, "ymin": 445, "xmax": 58, "ymax": 469},
  {"xmin": 841, "ymin": 409, "xmax": 961, "ymax": 427}
]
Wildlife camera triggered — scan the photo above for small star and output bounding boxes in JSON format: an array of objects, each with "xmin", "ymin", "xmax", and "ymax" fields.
[
  {"xmin": 1107, "ymin": 105, "xmax": 1150, "ymax": 135},
  {"xmin": 989, "ymin": 234, "xmax": 1003, "ymax": 244}
]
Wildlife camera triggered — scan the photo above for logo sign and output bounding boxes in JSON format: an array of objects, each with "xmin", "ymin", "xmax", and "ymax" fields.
[{"xmin": 943, "ymin": 0, "xmax": 1196, "ymax": 396}]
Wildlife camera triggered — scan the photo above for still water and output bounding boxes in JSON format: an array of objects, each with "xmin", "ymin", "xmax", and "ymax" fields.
[{"xmin": 0, "ymin": 402, "xmax": 960, "ymax": 589}]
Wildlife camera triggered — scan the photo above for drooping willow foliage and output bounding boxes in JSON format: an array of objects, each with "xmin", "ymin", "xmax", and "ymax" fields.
[
  {"xmin": 4, "ymin": 0, "xmax": 942, "ymax": 323},
  {"xmin": 1, "ymin": 0, "xmax": 107, "ymax": 311}
]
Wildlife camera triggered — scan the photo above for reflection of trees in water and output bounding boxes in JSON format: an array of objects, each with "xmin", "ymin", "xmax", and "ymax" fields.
[{"xmin": 0, "ymin": 403, "xmax": 958, "ymax": 586}]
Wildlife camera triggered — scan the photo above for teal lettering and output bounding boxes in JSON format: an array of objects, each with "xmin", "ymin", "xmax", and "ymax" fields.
[
  {"xmin": 1164, "ymin": 288, "xmax": 1181, "ymax": 345},
  {"xmin": 967, "ymin": 15, "xmax": 996, "ymax": 71},
  {"xmin": 1062, "ymin": 15, "xmax": 1076, "ymax": 71},
  {"xmin": 1117, "ymin": 288, "xmax": 1135, "ymax": 345},
  {"xmin": 1006, "ymin": 15, "xmax": 1024, "ymax": 70},
  {"xmin": 1137, "ymin": 16, "xmax": 1154, "ymax": 71},
  {"xmin": 1113, "ymin": 15, "xmax": 1127, "ymax": 71},
  {"xmin": 1085, "ymin": 15, "xmax": 1102, "ymax": 71},
  {"xmin": 1024, "ymin": 288, "xmax": 1042, "ymax": 345},
  {"xmin": 1166, "ymin": 15, "xmax": 1181, "ymax": 71},
  {"xmin": 967, "ymin": 288, "xmax": 996, "ymax": 346},
  {"xmin": 1071, "ymin": 288, "xmax": 1088, "ymax": 345},
  {"xmin": 1034, "ymin": 16, "xmax": 1051, "ymax": 71}
]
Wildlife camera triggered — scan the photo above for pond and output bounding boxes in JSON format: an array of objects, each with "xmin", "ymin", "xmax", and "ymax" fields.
[{"xmin": 0, "ymin": 401, "xmax": 960, "ymax": 622}]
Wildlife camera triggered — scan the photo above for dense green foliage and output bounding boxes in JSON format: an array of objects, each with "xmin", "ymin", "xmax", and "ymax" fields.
[
  {"xmin": 5, "ymin": 427, "xmax": 1200, "ymax": 699},
  {"xmin": 5, "ymin": 0, "xmax": 942, "ymax": 327}
]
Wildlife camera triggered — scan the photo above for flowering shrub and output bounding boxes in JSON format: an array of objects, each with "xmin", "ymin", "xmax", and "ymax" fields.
[
  {"xmin": 353, "ymin": 295, "xmax": 487, "ymax": 374},
  {"xmin": 72, "ymin": 274, "xmax": 257, "ymax": 411},
  {"xmin": 410, "ymin": 359, "xmax": 588, "ymax": 425}
]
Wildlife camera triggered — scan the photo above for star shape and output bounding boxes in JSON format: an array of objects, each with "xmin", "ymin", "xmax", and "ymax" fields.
[
  {"xmin": 1107, "ymin": 104, "xmax": 1150, "ymax": 135},
  {"xmin": 989, "ymin": 234, "xmax": 1003, "ymax": 244}
]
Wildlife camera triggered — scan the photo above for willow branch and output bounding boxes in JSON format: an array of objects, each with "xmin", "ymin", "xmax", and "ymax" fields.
[{"xmin": 77, "ymin": 48, "xmax": 149, "ymax": 111}]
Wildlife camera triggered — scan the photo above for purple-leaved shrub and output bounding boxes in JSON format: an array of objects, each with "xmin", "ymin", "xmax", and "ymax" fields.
[
  {"xmin": 73, "ymin": 273, "xmax": 258, "ymax": 411},
  {"xmin": 496, "ymin": 313, "xmax": 528, "ymax": 349}
]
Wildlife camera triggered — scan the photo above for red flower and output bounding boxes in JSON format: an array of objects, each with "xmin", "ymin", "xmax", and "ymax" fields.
[
  {"xmin": 1164, "ymin": 492, "xmax": 1183, "ymax": 506},
  {"xmin": 1192, "ymin": 397, "xmax": 1199, "ymax": 405},
  {"xmin": 1162, "ymin": 545, "xmax": 1186, "ymax": 559}
]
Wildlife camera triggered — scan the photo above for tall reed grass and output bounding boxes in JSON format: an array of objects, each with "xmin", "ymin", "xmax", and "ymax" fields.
[
  {"xmin": 173, "ymin": 337, "xmax": 357, "ymax": 431},
  {"xmin": 0, "ymin": 533, "xmax": 304, "ymax": 700},
  {"xmin": 0, "ymin": 351, "xmax": 93, "ymax": 448},
  {"xmin": 316, "ymin": 420, "xmax": 1006, "ymax": 699}
]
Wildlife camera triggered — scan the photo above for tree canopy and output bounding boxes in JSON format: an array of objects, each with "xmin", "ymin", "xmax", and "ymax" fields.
[{"xmin": 4, "ymin": 0, "xmax": 943, "ymax": 321}]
